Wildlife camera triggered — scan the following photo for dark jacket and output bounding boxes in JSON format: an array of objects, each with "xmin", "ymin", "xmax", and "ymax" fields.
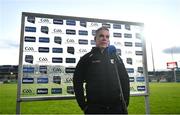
[{"xmin": 73, "ymin": 47, "xmax": 130, "ymax": 110}]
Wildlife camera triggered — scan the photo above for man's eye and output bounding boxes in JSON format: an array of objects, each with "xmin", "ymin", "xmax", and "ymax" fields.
[
  {"xmin": 99, "ymin": 35, "xmax": 104, "ymax": 37},
  {"xmin": 106, "ymin": 36, "xmax": 109, "ymax": 38}
]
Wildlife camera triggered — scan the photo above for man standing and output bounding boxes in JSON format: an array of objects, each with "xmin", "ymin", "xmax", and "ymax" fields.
[{"xmin": 73, "ymin": 27, "xmax": 130, "ymax": 114}]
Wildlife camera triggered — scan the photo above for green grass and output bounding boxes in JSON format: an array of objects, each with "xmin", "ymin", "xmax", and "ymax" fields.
[{"xmin": 0, "ymin": 83, "xmax": 180, "ymax": 114}]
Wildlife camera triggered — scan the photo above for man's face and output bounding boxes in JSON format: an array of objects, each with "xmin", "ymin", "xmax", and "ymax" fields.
[{"xmin": 95, "ymin": 30, "xmax": 110, "ymax": 49}]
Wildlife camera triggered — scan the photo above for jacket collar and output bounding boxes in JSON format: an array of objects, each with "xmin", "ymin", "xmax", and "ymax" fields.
[{"xmin": 91, "ymin": 47, "xmax": 108, "ymax": 55}]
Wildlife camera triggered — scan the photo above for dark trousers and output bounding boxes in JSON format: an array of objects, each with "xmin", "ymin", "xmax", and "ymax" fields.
[{"xmin": 84, "ymin": 104, "xmax": 128, "ymax": 114}]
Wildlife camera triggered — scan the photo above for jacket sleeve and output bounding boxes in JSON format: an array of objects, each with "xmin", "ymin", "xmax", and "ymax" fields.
[
  {"xmin": 73, "ymin": 57, "xmax": 87, "ymax": 110},
  {"xmin": 117, "ymin": 56, "xmax": 130, "ymax": 106}
]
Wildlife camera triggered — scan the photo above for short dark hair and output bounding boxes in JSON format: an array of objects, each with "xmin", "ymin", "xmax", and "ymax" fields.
[{"xmin": 95, "ymin": 27, "xmax": 109, "ymax": 37}]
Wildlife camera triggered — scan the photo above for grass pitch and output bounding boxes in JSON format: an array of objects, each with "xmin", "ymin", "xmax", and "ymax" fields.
[{"xmin": 0, "ymin": 83, "xmax": 180, "ymax": 114}]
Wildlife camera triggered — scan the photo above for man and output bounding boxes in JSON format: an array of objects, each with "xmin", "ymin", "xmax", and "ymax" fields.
[{"xmin": 73, "ymin": 27, "xmax": 130, "ymax": 114}]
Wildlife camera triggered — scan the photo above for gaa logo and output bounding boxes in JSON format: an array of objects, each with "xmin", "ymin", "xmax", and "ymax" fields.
[
  {"xmin": 125, "ymin": 50, "xmax": 133, "ymax": 55},
  {"xmin": 52, "ymin": 67, "xmax": 63, "ymax": 73},
  {"xmin": 38, "ymin": 57, "xmax": 49, "ymax": 63},
  {"xmin": 66, "ymin": 38, "xmax": 75, "ymax": 44},
  {"xmin": 65, "ymin": 77, "xmax": 73, "ymax": 83},
  {"xmin": 24, "ymin": 46, "xmax": 35, "ymax": 52},
  {"xmin": 52, "ymin": 28, "xmax": 63, "ymax": 34},
  {"xmin": 89, "ymin": 22, "xmax": 99, "ymax": 27},
  {"xmin": 22, "ymin": 89, "xmax": 34, "ymax": 95},
  {"xmin": 39, "ymin": 18, "xmax": 51, "ymax": 24},
  {"xmin": 114, "ymin": 41, "xmax": 123, "ymax": 46},
  {"xmin": 78, "ymin": 48, "xmax": 87, "ymax": 54}
]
